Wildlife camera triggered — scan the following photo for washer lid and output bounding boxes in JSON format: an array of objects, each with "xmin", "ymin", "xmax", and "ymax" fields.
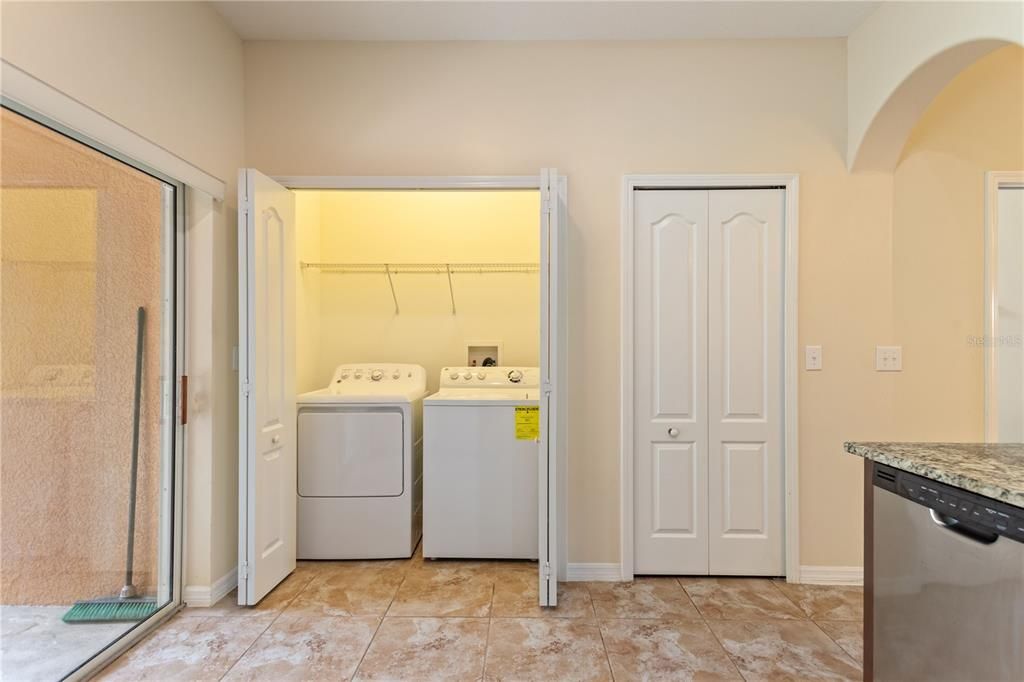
[{"xmin": 424, "ymin": 388, "xmax": 540, "ymax": 406}]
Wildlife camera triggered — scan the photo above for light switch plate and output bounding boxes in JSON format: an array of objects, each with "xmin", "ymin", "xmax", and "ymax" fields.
[
  {"xmin": 805, "ymin": 345, "xmax": 822, "ymax": 371},
  {"xmin": 875, "ymin": 346, "xmax": 902, "ymax": 371}
]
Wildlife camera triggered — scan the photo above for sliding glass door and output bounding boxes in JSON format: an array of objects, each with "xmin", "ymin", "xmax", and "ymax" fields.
[{"xmin": 0, "ymin": 106, "xmax": 182, "ymax": 680}]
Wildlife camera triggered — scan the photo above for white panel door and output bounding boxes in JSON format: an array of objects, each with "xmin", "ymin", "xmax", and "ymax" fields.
[
  {"xmin": 707, "ymin": 189, "xmax": 784, "ymax": 575},
  {"xmin": 539, "ymin": 168, "xmax": 568, "ymax": 605},
  {"xmin": 634, "ymin": 190, "xmax": 709, "ymax": 574},
  {"xmin": 996, "ymin": 187, "xmax": 1024, "ymax": 442},
  {"xmin": 238, "ymin": 168, "xmax": 297, "ymax": 605}
]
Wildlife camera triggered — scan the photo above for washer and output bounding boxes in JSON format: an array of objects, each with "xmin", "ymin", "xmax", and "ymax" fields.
[
  {"xmin": 423, "ymin": 366, "xmax": 540, "ymax": 559},
  {"xmin": 297, "ymin": 363, "xmax": 427, "ymax": 559}
]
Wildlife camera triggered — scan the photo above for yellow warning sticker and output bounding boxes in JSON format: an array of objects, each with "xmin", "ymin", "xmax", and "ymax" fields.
[{"xmin": 515, "ymin": 406, "xmax": 540, "ymax": 440}]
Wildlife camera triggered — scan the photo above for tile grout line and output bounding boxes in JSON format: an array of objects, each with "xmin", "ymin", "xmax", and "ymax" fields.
[
  {"xmin": 676, "ymin": 577, "xmax": 751, "ymax": 682},
  {"xmin": 351, "ymin": 567, "xmax": 407, "ymax": 680},
  {"xmin": 808, "ymin": 619, "xmax": 864, "ymax": 670},
  {"xmin": 217, "ymin": 571, "xmax": 315, "ymax": 681}
]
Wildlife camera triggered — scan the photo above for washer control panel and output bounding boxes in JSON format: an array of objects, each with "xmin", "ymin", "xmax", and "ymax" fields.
[
  {"xmin": 328, "ymin": 363, "xmax": 426, "ymax": 392},
  {"xmin": 438, "ymin": 366, "xmax": 539, "ymax": 389}
]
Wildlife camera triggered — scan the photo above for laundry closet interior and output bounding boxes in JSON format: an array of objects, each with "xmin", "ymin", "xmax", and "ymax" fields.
[{"xmin": 237, "ymin": 170, "xmax": 567, "ymax": 608}]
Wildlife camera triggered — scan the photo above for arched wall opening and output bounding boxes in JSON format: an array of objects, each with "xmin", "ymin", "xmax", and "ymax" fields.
[{"xmin": 851, "ymin": 39, "xmax": 1017, "ymax": 172}]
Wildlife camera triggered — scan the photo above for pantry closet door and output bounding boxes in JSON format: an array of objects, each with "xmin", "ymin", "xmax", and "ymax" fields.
[
  {"xmin": 633, "ymin": 187, "xmax": 784, "ymax": 576},
  {"xmin": 633, "ymin": 190, "xmax": 710, "ymax": 574},
  {"xmin": 238, "ymin": 169, "xmax": 297, "ymax": 605},
  {"xmin": 707, "ymin": 189, "xmax": 784, "ymax": 575},
  {"xmin": 539, "ymin": 168, "xmax": 568, "ymax": 605}
]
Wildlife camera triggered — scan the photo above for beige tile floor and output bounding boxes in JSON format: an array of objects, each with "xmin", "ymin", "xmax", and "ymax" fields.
[{"xmin": 98, "ymin": 551, "xmax": 863, "ymax": 681}]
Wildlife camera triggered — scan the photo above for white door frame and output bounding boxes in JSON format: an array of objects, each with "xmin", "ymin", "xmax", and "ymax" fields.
[
  {"xmin": 984, "ymin": 170, "xmax": 1024, "ymax": 441},
  {"xmin": 620, "ymin": 174, "xmax": 800, "ymax": 582},
  {"xmin": 272, "ymin": 173, "xmax": 569, "ymax": 590}
]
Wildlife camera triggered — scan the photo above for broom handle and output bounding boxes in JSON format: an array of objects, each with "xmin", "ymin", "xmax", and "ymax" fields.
[{"xmin": 125, "ymin": 306, "xmax": 145, "ymax": 587}]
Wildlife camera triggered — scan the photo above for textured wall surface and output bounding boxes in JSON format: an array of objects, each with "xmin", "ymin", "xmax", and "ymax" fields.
[{"xmin": 1, "ymin": 109, "xmax": 167, "ymax": 605}]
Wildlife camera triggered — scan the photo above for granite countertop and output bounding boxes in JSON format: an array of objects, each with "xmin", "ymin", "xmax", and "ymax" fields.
[{"xmin": 845, "ymin": 442, "xmax": 1024, "ymax": 508}]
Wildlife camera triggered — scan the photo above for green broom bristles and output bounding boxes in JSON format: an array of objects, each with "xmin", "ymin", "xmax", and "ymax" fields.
[{"xmin": 62, "ymin": 598, "xmax": 159, "ymax": 623}]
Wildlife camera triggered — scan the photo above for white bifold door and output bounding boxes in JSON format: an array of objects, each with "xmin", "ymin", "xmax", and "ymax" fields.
[
  {"xmin": 238, "ymin": 169, "xmax": 297, "ymax": 604},
  {"xmin": 634, "ymin": 188, "xmax": 784, "ymax": 576},
  {"xmin": 539, "ymin": 169, "xmax": 568, "ymax": 605}
]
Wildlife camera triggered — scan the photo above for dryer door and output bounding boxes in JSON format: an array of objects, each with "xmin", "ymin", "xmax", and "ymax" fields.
[{"xmin": 298, "ymin": 408, "xmax": 405, "ymax": 497}]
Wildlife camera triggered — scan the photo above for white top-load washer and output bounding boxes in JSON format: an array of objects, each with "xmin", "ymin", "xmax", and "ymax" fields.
[
  {"xmin": 423, "ymin": 366, "xmax": 540, "ymax": 559},
  {"xmin": 297, "ymin": 363, "xmax": 427, "ymax": 559}
]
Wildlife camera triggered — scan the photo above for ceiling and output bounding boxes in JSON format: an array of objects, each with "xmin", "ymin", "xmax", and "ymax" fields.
[{"xmin": 213, "ymin": 1, "xmax": 881, "ymax": 42}]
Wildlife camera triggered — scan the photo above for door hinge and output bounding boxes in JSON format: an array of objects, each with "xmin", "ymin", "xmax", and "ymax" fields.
[
  {"xmin": 542, "ymin": 381, "xmax": 553, "ymax": 396},
  {"xmin": 241, "ymin": 381, "xmax": 251, "ymax": 398},
  {"xmin": 542, "ymin": 561, "xmax": 552, "ymax": 579},
  {"xmin": 180, "ymin": 375, "xmax": 189, "ymax": 426},
  {"xmin": 239, "ymin": 561, "xmax": 248, "ymax": 580}
]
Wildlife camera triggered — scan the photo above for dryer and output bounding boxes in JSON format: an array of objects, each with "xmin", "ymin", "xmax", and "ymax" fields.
[
  {"xmin": 297, "ymin": 363, "xmax": 426, "ymax": 559},
  {"xmin": 423, "ymin": 366, "xmax": 540, "ymax": 559}
]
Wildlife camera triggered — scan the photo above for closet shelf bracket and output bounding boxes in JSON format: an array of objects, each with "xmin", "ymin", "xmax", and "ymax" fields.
[
  {"xmin": 384, "ymin": 265, "xmax": 399, "ymax": 314},
  {"xmin": 445, "ymin": 264, "xmax": 456, "ymax": 315}
]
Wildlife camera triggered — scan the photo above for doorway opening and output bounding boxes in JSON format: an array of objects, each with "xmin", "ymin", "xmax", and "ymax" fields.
[{"xmin": 237, "ymin": 171, "xmax": 568, "ymax": 609}]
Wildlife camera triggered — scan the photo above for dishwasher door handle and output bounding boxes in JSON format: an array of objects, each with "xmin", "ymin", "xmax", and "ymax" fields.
[{"xmin": 929, "ymin": 508, "xmax": 999, "ymax": 545}]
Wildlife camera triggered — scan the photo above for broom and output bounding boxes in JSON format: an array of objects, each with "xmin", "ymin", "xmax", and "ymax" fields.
[{"xmin": 63, "ymin": 307, "xmax": 159, "ymax": 623}]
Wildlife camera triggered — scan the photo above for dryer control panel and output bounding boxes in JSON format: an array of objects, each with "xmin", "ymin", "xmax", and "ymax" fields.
[
  {"xmin": 328, "ymin": 363, "xmax": 426, "ymax": 393},
  {"xmin": 439, "ymin": 366, "xmax": 540, "ymax": 388}
]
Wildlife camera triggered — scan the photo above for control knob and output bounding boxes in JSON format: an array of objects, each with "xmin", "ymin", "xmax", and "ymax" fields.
[
  {"xmin": 462, "ymin": 371, "xmax": 473, "ymax": 380},
  {"xmin": 507, "ymin": 369, "xmax": 523, "ymax": 383},
  {"xmin": 476, "ymin": 372, "xmax": 486, "ymax": 380},
  {"xmin": 449, "ymin": 371, "xmax": 459, "ymax": 380},
  {"xmin": 371, "ymin": 369, "xmax": 383, "ymax": 381}
]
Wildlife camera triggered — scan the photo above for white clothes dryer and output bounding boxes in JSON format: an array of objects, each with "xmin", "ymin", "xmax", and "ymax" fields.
[
  {"xmin": 423, "ymin": 367, "xmax": 540, "ymax": 559},
  {"xmin": 297, "ymin": 363, "xmax": 426, "ymax": 559}
]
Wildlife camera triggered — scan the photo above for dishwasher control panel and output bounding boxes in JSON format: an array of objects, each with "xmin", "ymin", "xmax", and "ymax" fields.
[{"xmin": 874, "ymin": 464, "xmax": 1024, "ymax": 543}]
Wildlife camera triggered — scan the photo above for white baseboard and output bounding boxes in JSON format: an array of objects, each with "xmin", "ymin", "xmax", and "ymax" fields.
[
  {"xmin": 798, "ymin": 565, "xmax": 863, "ymax": 586},
  {"xmin": 566, "ymin": 563, "xmax": 622, "ymax": 581},
  {"xmin": 183, "ymin": 566, "xmax": 238, "ymax": 607}
]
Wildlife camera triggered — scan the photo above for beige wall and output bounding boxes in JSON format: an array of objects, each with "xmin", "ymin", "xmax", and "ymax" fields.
[
  {"xmin": 891, "ymin": 46, "xmax": 1024, "ymax": 441},
  {"xmin": 296, "ymin": 190, "xmax": 540, "ymax": 393},
  {"xmin": 245, "ymin": 40, "xmax": 896, "ymax": 567},
  {"xmin": 1, "ymin": 1, "xmax": 246, "ymax": 590}
]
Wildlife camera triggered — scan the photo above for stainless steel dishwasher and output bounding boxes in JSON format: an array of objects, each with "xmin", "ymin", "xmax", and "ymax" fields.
[{"xmin": 873, "ymin": 464, "xmax": 1024, "ymax": 681}]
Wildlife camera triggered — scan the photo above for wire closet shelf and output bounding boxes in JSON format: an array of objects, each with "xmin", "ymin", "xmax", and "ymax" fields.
[{"xmin": 299, "ymin": 261, "xmax": 540, "ymax": 314}]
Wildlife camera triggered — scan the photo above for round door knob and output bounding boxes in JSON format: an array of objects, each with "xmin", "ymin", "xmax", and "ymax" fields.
[
  {"xmin": 668, "ymin": 427, "xmax": 679, "ymax": 438},
  {"xmin": 371, "ymin": 369, "xmax": 383, "ymax": 381}
]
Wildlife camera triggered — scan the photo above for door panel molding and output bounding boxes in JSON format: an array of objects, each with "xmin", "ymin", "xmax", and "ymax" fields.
[{"xmin": 621, "ymin": 174, "xmax": 799, "ymax": 582}]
